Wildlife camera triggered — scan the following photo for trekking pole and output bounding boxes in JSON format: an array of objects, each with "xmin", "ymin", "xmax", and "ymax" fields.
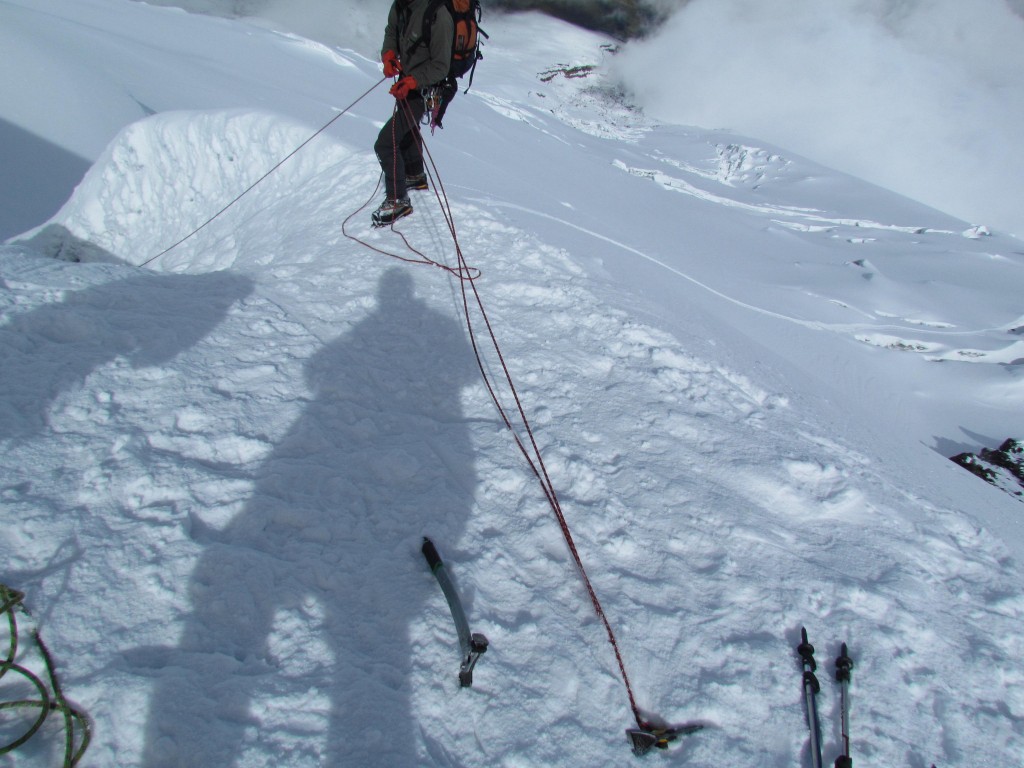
[
  {"xmin": 797, "ymin": 627, "xmax": 823, "ymax": 768},
  {"xmin": 421, "ymin": 538, "xmax": 488, "ymax": 687},
  {"xmin": 834, "ymin": 643, "xmax": 853, "ymax": 768}
]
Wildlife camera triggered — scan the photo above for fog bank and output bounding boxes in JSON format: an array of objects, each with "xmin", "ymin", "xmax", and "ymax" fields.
[{"xmin": 614, "ymin": 0, "xmax": 1024, "ymax": 238}]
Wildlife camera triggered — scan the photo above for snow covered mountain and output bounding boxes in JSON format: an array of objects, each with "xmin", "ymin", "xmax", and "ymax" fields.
[{"xmin": 2, "ymin": 0, "xmax": 1022, "ymax": 766}]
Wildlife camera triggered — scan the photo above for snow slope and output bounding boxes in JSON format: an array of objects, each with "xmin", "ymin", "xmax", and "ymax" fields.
[{"xmin": 2, "ymin": 1, "xmax": 1023, "ymax": 766}]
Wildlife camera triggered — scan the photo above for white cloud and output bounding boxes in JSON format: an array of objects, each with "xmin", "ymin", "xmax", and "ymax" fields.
[{"xmin": 614, "ymin": 0, "xmax": 1024, "ymax": 237}]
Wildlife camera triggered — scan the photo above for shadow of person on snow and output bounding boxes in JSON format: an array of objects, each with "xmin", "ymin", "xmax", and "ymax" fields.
[
  {"xmin": 0, "ymin": 227, "xmax": 254, "ymax": 441},
  {"xmin": 139, "ymin": 268, "xmax": 479, "ymax": 767}
]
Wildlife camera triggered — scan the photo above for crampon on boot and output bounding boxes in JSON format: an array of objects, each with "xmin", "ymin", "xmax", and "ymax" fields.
[{"xmin": 371, "ymin": 196, "xmax": 412, "ymax": 227}]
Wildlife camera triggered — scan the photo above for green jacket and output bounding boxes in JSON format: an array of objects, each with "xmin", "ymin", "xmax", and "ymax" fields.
[{"xmin": 382, "ymin": 0, "xmax": 454, "ymax": 88}]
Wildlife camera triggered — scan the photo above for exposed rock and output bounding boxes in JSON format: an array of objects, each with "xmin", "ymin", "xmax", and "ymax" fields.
[{"xmin": 951, "ymin": 438, "xmax": 1024, "ymax": 502}]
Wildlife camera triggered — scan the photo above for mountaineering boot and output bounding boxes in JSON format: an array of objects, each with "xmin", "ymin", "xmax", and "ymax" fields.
[
  {"xmin": 405, "ymin": 172, "xmax": 428, "ymax": 191},
  {"xmin": 371, "ymin": 196, "xmax": 412, "ymax": 227}
]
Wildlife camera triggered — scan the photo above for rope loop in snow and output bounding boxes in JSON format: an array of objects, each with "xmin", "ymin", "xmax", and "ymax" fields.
[{"xmin": 341, "ymin": 96, "xmax": 482, "ymax": 282}]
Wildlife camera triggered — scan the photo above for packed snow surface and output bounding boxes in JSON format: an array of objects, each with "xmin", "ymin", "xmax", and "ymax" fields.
[{"xmin": 2, "ymin": 1, "xmax": 1023, "ymax": 766}]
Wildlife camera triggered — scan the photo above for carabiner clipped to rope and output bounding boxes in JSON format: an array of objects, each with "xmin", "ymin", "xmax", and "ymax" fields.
[
  {"xmin": 420, "ymin": 81, "xmax": 457, "ymax": 134},
  {"xmin": 422, "ymin": 85, "xmax": 443, "ymax": 132}
]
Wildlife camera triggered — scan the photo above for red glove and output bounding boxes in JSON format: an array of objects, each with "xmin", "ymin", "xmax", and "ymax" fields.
[
  {"xmin": 382, "ymin": 50, "xmax": 401, "ymax": 78},
  {"xmin": 389, "ymin": 75, "xmax": 418, "ymax": 100}
]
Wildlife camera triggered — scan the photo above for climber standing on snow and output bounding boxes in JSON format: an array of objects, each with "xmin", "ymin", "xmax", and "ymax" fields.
[{"xmin": 372, "ymin": 0, "xmax": 454, "ymax": 226}]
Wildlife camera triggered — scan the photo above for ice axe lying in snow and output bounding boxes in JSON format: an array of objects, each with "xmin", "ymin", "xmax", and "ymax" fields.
[
  {"xmin": 421, "ymin": 537, "xmax": 488, "ymax": 687},
  {"xmin": 422, "ymin": 537, "xmax": 706, "ymax": 754}
]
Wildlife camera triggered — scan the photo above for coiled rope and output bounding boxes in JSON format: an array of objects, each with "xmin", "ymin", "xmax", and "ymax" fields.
[{"xmin": 0, "ymin": 584, "xmax": 91, "ymax": 766}]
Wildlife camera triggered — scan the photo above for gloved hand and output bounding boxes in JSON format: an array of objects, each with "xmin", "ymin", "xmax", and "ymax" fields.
[
  {"xmin": 382, "ymin": 50, "xmax": 401, "ymax": 78},
  {"xmin": 389, "ymin": 75, "xmax": 418, "ymax": 100}
]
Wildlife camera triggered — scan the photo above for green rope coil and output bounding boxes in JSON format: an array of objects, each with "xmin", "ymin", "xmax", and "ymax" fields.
[{"xmin": 0, "ymin": 584, "xmax": 92, "ymax": 766}]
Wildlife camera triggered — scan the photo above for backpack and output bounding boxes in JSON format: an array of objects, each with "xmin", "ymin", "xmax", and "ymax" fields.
[{"xmin": 418, "ymin": 0, "xmax": 486, "ymax": 90}]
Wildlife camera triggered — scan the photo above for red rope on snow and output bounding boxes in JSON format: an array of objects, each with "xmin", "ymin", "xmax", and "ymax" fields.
[{"xmin": 353, "ymin": 96, "xmax": 646, "ymax": 728}]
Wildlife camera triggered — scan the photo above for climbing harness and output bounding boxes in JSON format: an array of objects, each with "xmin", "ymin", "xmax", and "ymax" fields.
[{"xmin": 1, "ymin": 584, "xmax": 92, "ymax": 767}]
